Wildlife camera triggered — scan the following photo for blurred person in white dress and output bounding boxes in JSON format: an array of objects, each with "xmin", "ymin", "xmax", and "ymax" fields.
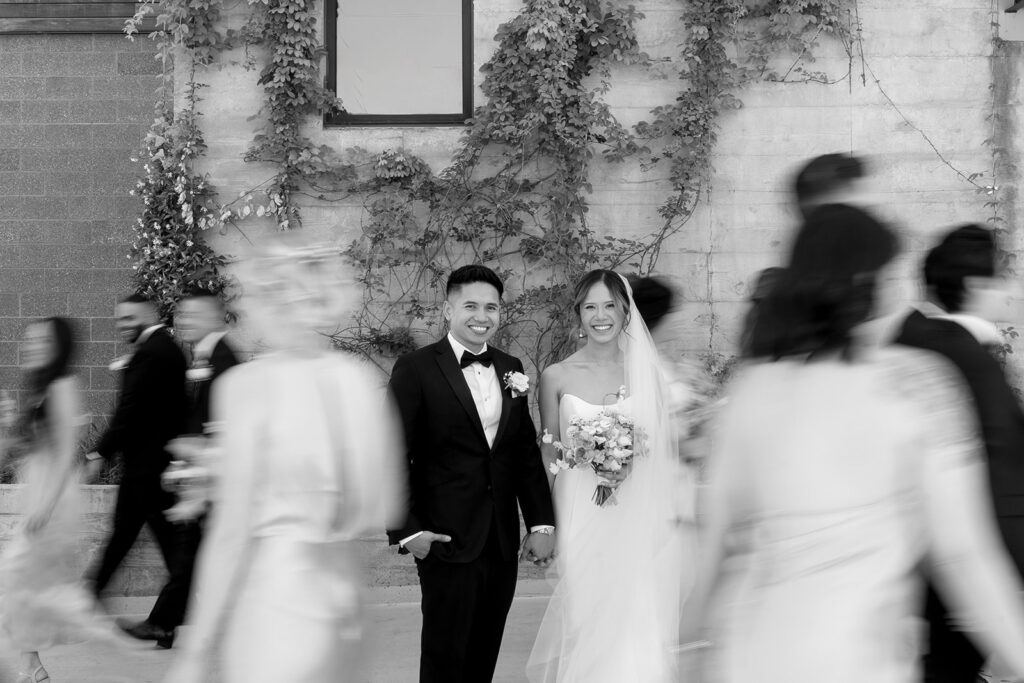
[
  {"xmin": 527, "ymin": 270, "xmax": 692, "ymax": 683},
  {"xmin": 682, "ymin": 204, "xmax": 1024, "ymax": 683},
  {"xmin": 164, "ymin": 239, "xmax": 405, "ymax": 683},
  {"xmin": 0, "ymin": 317, "xmax": 121, "ymax": 683}
]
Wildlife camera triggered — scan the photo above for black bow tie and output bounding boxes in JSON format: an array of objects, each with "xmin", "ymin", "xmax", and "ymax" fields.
[{"xmin": 460, "ymin": 350, "xmax": 493, "ymax": 369}]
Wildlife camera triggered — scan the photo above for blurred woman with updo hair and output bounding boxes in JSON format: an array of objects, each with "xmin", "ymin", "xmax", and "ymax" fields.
[
  {"xmin": 1, "ymin": 317, "xmax": 122, "ymax": 683},
  {"xmin": 682, "ymin": 205, "xmax": 1024, "ymax": 683},
  {"xmin": 164, "ymin": 237, "xmax": 405, "ymax": 683}
]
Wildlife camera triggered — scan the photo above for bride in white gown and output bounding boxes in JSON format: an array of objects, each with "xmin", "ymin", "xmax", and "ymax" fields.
[{"xmin": 527, "ymin": 270, "xmax": 694, "ymax": 683}]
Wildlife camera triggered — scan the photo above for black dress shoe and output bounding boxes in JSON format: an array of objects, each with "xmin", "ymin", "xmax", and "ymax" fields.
[{"xmin": 116, "ymin": 618, "xmax": 175, "ymax": 649}]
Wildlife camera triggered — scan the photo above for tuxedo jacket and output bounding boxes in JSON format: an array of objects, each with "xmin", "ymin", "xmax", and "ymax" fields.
[
  {"xmin": 896, "ymin": 310, "xmax": 1024, "ymax": 570},
  {"xmin": 386, "ymin": 338, "xmax": 555, "ymax": 563},
  {"xmin": 184, "ymin": 336, "xmax": 240, "ymax": 434},
  {"xmin": 97, "ymin": 327, "xmax": 187, "ymax": 480}
]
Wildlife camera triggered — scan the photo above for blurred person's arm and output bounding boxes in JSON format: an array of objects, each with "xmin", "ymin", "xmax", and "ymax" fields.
[
  {"xmin": 920, "ymin": 363, "xmax": 1024, "ymax": 677},
  {"xmin": 168, "ymin": 370, "xmax": 259, "ymax": 677}
]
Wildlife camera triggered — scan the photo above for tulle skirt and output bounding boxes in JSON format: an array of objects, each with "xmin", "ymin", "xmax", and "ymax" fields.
[{"xmin": 527, "ymin": 464, "xmax": 696, "ymax": 683}]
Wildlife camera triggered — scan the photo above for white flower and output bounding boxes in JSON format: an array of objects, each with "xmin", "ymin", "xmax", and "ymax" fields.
[
  {"xmin": 109, "ymin": 354, "xmax": 132, "ymax": 372},
  {"xmin": 541, "ymin": 430, "xmax": 553, "ymax": 444},
  {"xmin": 503, "ymin": 371, "xmax": 530, "ymax": 396}
]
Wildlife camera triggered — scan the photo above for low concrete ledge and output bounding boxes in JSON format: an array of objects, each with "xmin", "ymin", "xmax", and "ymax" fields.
[{"xmin": 0, "ymin": 485, "xmax": 549, "ymax": 597}]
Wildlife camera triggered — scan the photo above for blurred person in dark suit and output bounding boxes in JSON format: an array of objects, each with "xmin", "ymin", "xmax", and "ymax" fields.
[
  {"xmin": 176, "ymin": 288, "xmax": 240, "ymax": 435},
  {"xmin": 84, "ymin": 293, "xmax": 187, "ymax": 648},
  {"xmin": 894, "ymin": 224, "xmax": 1024, "ymax": 683}
]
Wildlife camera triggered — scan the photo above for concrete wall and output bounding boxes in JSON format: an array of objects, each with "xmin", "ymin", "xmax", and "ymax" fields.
[
  {"xmin": 0, "ymin": 33, "xmax": 157, "ymax": 420},
  {"xmin": 193, "ymin": 0, "xmax": 1024, "ymax": 364}
]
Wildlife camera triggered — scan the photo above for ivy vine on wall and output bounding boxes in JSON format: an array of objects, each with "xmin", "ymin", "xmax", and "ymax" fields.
[{"xmin": 125, "ymin": 0, "xmax": 234, "ymax": 321}]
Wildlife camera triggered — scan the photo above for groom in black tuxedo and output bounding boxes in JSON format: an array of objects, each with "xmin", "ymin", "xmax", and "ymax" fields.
[
  {"xmin": 387, "ymin": 265, "xmax": 556, "ymax": 683},
  {"xmin": 894, "ymin": 224, "xmax": 1024, "ymax": 683}
]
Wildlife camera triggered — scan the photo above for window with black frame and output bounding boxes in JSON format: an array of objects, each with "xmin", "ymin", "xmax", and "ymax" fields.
[{"xmin": 325, "ymin": 0, "xmax": 473, "ymax": 126}]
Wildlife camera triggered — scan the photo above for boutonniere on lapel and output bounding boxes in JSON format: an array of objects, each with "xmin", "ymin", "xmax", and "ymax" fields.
[
  {"xmin": 503, "ymin": 371, "xmax": 530, "ymax": 398},
  {"xmin": 108, "ymin": 354, "xmax": 132, "ymax": 372},
  {"xmin": 186, "ymin": 362, "xmax": 213, "ymax": 382}
]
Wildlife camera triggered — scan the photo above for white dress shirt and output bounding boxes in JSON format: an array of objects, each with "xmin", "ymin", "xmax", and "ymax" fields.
[
  {"xmin": 447, "ymin": 333, "xmax": 502, "ymax": 447},
  {"xmin": 399, "ymin": 334, "xmax": 553, "ymax": 548}
]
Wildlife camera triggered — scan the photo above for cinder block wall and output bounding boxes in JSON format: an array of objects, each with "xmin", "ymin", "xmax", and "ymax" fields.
[{"xmin": 0, "ymin": 33, "xmax": 155, "ymax": 422}]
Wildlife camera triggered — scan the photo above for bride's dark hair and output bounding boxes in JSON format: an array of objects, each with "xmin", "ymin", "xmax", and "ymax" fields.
[
  {"xmin": 572, "ymin": 270, "xmax": 631, "ymax": 324},
  {"xmin": 743, "ymin": 204, "xmax": 898, "ymax": 361}
]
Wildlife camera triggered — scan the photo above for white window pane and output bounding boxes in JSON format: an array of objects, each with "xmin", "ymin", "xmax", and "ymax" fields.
[{"xmin": 337, "ymin": 0, "xmax": 464, "ymax": 116}]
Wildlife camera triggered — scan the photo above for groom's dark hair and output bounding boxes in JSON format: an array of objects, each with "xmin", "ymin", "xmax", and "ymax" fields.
[{"xmin": 446, "ymin": 265, "xmax": 504, "ymax": 298}]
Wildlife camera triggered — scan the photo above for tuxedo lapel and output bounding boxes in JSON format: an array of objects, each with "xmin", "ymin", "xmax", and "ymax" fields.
[
  {"xmin": 434, "ymin": 340, "xmax": 489, "ymax": 446},
  {"xmin": 490, "ymin": 353, "xmax": 513, "ymax": 452}
]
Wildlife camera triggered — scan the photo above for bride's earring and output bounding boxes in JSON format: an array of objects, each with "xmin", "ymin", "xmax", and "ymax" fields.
[{"xmin": 577, "ymin": 328, "xmax": 586, "ymax": 339}]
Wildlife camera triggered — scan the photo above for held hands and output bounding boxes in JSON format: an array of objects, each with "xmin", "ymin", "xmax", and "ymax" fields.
[
  {"xmin": 520, "ymin": 531, "xmax": 556, "ymax": 568},
  {"xmin": 404, "ymin": 531, "xmax": 451, "ymax": 560}
]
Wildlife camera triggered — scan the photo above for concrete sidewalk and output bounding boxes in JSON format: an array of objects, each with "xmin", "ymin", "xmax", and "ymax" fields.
[{"xmin": 0, "ymin": 581, "xmax": 554, "ymax": 683}]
